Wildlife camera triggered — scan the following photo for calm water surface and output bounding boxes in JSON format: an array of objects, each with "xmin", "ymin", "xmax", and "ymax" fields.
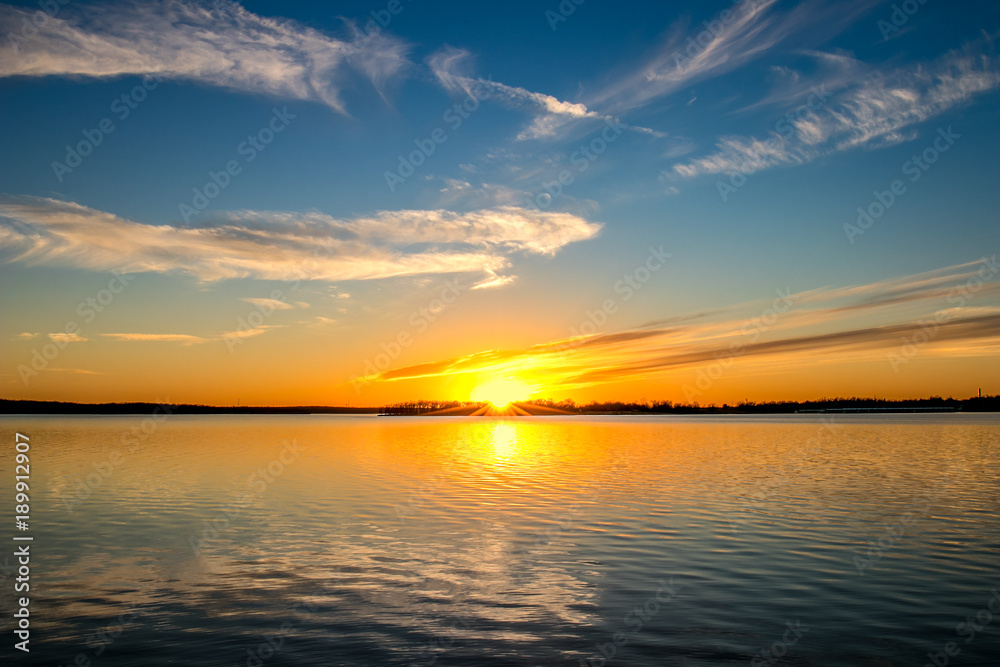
[{"xmin": 1, "ymin": 414, "xmax": 998, "ymax": 666}]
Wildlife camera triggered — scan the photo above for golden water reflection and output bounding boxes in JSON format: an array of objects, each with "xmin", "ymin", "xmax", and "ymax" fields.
[{"xmin": 490, "ymin": 422, "xmax": 519, "ymax": 461}]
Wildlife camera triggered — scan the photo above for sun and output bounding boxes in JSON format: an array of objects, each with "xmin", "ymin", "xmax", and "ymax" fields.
[{"xmin": 471, "ymin": 378, "xmax": 531, "ymax": 408}]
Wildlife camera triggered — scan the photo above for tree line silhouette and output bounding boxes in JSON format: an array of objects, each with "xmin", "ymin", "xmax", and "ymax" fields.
[{"xmin": 2, "ymin": 394, "xmax": 997, "ymax": 415}]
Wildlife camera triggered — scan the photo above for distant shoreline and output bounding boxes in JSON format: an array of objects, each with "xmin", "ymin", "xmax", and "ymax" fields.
[
  {"xmin": 1, "ymin": 396, "xmax": 996, "ymax": 415},
  {"xmin": 0, "ymin": 399, "xmax": 380, "ymax": 415}
]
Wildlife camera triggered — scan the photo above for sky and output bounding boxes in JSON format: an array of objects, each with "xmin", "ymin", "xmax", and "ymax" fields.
[{"xmin": 1, "ymin": 0, "xmax": 999, "ymax": 407}]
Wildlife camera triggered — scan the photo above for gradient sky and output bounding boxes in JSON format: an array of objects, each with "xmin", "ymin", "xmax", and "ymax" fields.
[{"xmin": 1, "ymin": 0, "xmax": 998, "ymax": 406}]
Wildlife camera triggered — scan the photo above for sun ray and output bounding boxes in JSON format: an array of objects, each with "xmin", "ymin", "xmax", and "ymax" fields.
[{"xmin": 470, "ymin": 377, "xmax": 532, "ymax": 408}]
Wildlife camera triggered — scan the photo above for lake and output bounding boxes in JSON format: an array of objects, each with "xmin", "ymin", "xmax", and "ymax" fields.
[{"xmin": 2, "ymin": 414, "xmax": 998, "ymax": 666}]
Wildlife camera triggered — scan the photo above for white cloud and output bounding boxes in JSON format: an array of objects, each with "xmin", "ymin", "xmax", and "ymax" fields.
[
  {"xmin": 48, "ymin": 333, "xmax": 87, "ymax": 343},
  {"xmin": 471, "ymin": 272, "xmax": 517, "ymax": 290},
  {"xmin": 672, "ymin": 133, "xmax": 805, "ymax": 178},
  {"xmin": 310, "ymin": 316, "xmax": 338, "ymax": 328},
  {"xmin": 0, "ymin": 0, "xmax": 410, "ymax": 114},
  {"xmin": 663, "ymin": 139, "xmax": 697, "ymax": 159},
  {"xmin": 672, "ymin": 47, "xmax": 1000, "ymax": 179},
  {"xmin": 428, "ymin": 46, "xmax": 663, "ymax": 141},
  {"xmin": 101, "ymin": 333, "xmax": 205, "ymax": 343},
  {"xmin": 0, "ymin": 197, "xmax": 601, "ymax": 286},
  {"xmin": 220, "ymin": 325, "xmax": 281, "ymax": 340},
  {"xmin": 240, "ymin": 298, "xmax": 295, "ymax": 311},
  {"xmin": 436, "ymin": 179, "xmax": 528, "ymax": 210}
]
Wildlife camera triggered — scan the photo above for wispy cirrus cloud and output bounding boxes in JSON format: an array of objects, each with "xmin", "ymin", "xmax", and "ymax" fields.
[
  {"xmin": 588, "ymin": 0, "xmax": 784, "ymax": 114},
  {"xmin": 360, "ymin": 258, "xmax": 1000, "ymax": 390},
  {"xmin": 672, "ymin": 45, "xmax": 1000, "ymax": 180},
  {"xmin": 421, "ymin": 0, "xmax": 876, "ymax": 185},
  {"xmin": 0, "ymin": 196, "xmax": 601, "ymax": 287},
  {"xmin": 588, "ymin": 0, "xmax": 879, "ymax": 115},
  {"xmin": 427, "ymin": 46, "xmax": 664, "ymax": 141},
  {"xmin": 0, "ymin": 0, "xmax": 410, "ymax": 114}
]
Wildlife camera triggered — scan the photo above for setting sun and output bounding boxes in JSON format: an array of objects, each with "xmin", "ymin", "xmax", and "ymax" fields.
[{"xmin": 471, "ymin": 378, "xmax": 532, "ymax": 408}]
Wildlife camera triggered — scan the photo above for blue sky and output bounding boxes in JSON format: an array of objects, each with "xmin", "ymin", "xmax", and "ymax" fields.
[{"xmin": 1, "ymin": 0, "xmax": 999, "ymax": 405}]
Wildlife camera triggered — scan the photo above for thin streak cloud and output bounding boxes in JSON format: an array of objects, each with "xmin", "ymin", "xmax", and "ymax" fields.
[{"xmin": 363, "ymin": 260, "xmax": 1000, "ymax": 389}]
